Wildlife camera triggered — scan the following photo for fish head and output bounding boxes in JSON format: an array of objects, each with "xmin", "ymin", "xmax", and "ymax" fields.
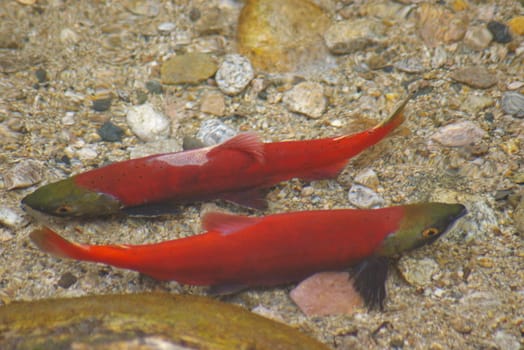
[
  {"xmin": 377, "ymin": 202, "xmax": 467, "ymax": 257},
  {"xmin": 22, "ymin": 177, "xmax": 122, "ymax": 217}
]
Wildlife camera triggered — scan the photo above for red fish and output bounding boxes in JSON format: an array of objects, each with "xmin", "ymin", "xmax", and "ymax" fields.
[
  {"xmin": 22, "ymin": 97, "xmax": 410, "ymax": 217},
  {"xmin": 30, "ymin": 202, "xmax": 466, "ymax": 307}
]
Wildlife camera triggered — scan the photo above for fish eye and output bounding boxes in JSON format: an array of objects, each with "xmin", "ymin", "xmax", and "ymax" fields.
[
  {"xmin": 422, "ymin": 227, "xmax": 440, "ymax": 238},
  {"xmin": 55, "ymin": 206, "xmax": 73, "ymax": 215}
]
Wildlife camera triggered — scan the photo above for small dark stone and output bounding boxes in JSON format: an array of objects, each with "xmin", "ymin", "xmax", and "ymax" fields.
[
  {"xmin": 381, "ymin": 65, "xmax": 394, "ymax": 73},
  {"xmin": 92, "ymin": 97, "xmax": 112, "ymax": 112},
  {"xmin": 98, "ymin": 121, "xmax": 124, "ymax": 142},
  {"xmin": 189, "ymin": 7, "xmax": 201, "ymax": 22},
  {"xmin": 257, "ymin": 90, "xmax": 268, "ymax": 100},
  {"xmin": 57, "ymin": 155, "xmax": 71, "ymax": 166},
  {"xmin": 487, "ymin": 21, "xmax": 512, "ymax": 44},
  {"xmin": 35, "ymin": 68, "xmax": 48, "ymax": 83},
  {"xmin": 494, "ymin": 189, "xmax": 513, "ymax": 201},
  {"xmin": 135, "ymin": 89, "xmax": 148, "ymax": 105},
  {"xmin": 57, "ymin": 272, "xmax": 77, "ymax": 289},
  {"xmin": 413, "ymin": 85, "xmax": 433, "ymax": 98},
  {"xmin": 484, "ymin": 112, "xmax": 494, "ymax": 122},
  {"xmin": 145, "ymin": 80, "xmax": 163, "ymax": 94}
]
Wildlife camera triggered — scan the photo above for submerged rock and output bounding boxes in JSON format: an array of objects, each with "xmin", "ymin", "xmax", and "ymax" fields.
[
  {"xmin": 283, "ymin": 81, "xmax": 326, "ymax": 119},
  {"xmin": 0, "ymin": 293, "xmax": 329, "ymax": 349},
  {"xmin": 4, "ymin": 159, "xmax": 43, "ymax": 190},
  {"xmin": 161, "ymin": 53, "xmax": 217, "ymax": 85},
  {"xmin": 126, "ymin": 104, "xmax": 170, "ymax": 142}
]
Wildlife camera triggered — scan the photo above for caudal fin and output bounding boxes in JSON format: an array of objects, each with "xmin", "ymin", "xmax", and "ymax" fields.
[
  {"xmin": 30, "ymin": 227, "xmax": 89, "ymax": 260},
  {"xmin": 373, "ymin": 94, "xmax": 412, "ymax": 132}
]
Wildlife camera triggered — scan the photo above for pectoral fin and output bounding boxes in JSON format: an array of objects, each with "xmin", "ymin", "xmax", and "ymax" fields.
[{"xmin": 349, "ymin": 256, "xmax": 389, "ymax": 309}]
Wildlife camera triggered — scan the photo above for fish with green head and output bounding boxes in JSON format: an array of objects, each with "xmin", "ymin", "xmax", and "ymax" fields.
[{"xmin": 30, "ymin": 202, "xmax": 466, "ymax": 308}]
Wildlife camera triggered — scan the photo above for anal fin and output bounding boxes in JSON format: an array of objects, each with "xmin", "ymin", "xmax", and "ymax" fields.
[{"xmin": 349, "ymin": 256, "xmax": 389, "ymax": 310}]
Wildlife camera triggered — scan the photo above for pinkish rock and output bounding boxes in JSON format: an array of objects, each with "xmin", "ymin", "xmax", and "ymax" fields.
[
  {"xmin": 431, "ymin": 121, "xmax": 487, "ymax": 147},
  {"xmin": 290, "ymin": 272, "xmax": 364, "ymax": 317}
]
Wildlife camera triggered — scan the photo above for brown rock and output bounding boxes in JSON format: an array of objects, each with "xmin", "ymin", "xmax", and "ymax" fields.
[
  {"xmin": 200, "ymin": 92, "xmax": 226, "ymax": 116},
  {"xmin": 450, "ymin": 66, "xmax": 497, "ymax": 89},
  {"xmin": 161, "ymin": 53, "xmax": 217, "ymax": 85},
  {"xmin": 415, "ymin": 3, "xmax": 468, "ymax": 47},
  {"xmin": 290, "ymin": 272, "xmax": 364, "ymax": 317}
]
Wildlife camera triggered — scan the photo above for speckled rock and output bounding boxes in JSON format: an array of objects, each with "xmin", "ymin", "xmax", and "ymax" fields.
[
  {"xmin": 200, "ymin": 91, "xmax": 226, "ymax": 116},
  {"xmin": 197, "ymin": 119, "xmax": 237, "ymax": 146},
  {"xmin": 290, "ymin": 272, "xmax": 364, "ymax": 316},
  {"xmin": 283, "ymin": 82, "xmax": 326, "ymax": 119},
  {"xmin": 347, "ymin": 184, "xmax": 384, "ymax": 209},
  {"xmin": 398, "ymin": 257, "xmax": 439, "ymax": 287},
  {"xmin": 0, "ymin": 206, "xmax": 27, "ymax": 229},
  {"xmin": 431, "ymin": 121, "xmax": 487, "ymax": 147},
  {"xmin": 215, "ymin": 54, "xmax": 254, "ymax": 96},
  {"xmin": 415, "ymin": 3, "xmax": 468, "ymax": 47},
  {"xmin": 123, "ymin": 0, "xmax": 160, "ymax": 17},
  {"xmin": 501, "ymin": 91, "xmax": 524, "ymax": 118},
  {"xmin": 324, "ymin": 19, "xmax": 385, "ymax": 55},
  {"xmin": 450, "ymin": 66, "xmax": 497, "ymax": 89},
  {"xmin": 161, "ymin": 53, "xmax": 217, "ymax": 85},
  {"xmin": 4, "ymin": 159, "xmax": 43, "ymax": 190},
  {"xmin": 126, "ymin": 104, "xmax": 170, "ymax": 142},
  {"xmin": 463, "ymin": 26, "xmax": 493, "ymax": 50}
]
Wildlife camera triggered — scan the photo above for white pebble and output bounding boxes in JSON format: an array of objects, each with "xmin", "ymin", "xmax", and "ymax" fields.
[
  {"xmin": 283, "ymin": 81, "xmax": 326, "ymax": 119},
  {"xmin": 215, "ymin": 54, "xmax": 254, "ymax": 96},
  {"xmin": 126, "ymin": 104, "xmax": 171, "ymax": 142},
  {"xmin": 347, "ymin": 184, "xmax": 384, "ymax": 208},
  {"xmin": 76, "ymin": 145, "xmax": 98, "ymax": 160},
  {"xmin": 353, "ymin": 168, "xmax": 379, "ymax": 190},
  {"xmin": 0, "ymin": 206, "xmax": 27, "ymax": 229},
  {"xmin": 157, "ymin": 22, "xmax": 176, "ymax": 34}
]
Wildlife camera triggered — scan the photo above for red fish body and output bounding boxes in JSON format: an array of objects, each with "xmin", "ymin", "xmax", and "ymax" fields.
[
  {"xmin": 31, "ymin": 203, "xmax": 466, "ymax": 305},
  {"xmin": 22, "ymin": 98, "xmax": 409, "ymax": 216}
]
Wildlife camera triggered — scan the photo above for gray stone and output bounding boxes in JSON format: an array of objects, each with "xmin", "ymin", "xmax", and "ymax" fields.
[
  {"xmin": 464, "ymin": 26, "xmax": 493, "ymax": 51},
  {"xmin": 431, "ymin": 121, "xmax": 487, "ymax": 147},
  {"xmin": 197, "ymin": 119, "xmax": 237, "ymax": 146},
  {"xmin": 347, "ymin": 184, "xmax": 384, "ymax": 209},
  {"xmin": 4, "ymin": 160, "xmax": 43, "ymax": 190},
  {"xmin": 398, "ymin": 257, "xmax": 439, "ymax": 287},
  {"xmin": 324, "ymin": 18, "xmax": 385, "ymax": 55},
  {"xmin": 126, "ymin": 104, "xmax": 170, "ymax": 142},
  {"xmin": 501, "ymin": 91, "xmax": 524, "ymax": 118},
  {"xmin": 215, "ymin": 54, "xmax": 254, "ymax": 96}
]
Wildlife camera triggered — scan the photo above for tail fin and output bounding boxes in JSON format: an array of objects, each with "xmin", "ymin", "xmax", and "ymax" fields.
[
  {"xmin": 373, "ymin": 94, "xmax": 412, "ymax": 132},
  {"xmin": 30, "ymin": 227, "xmax": 90, "ymax": 260}
]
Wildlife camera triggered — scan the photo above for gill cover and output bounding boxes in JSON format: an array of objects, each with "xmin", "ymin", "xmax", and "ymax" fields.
[
  {"xmin": 377, "ymin": 202, "xmax": 467, "ymax": 257},
  {"xmin": 22, "ymin": 177, "xmax": 122, "ymax": 217}
]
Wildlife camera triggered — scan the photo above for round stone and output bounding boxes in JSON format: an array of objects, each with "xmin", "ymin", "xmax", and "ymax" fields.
[{"xmin": 215, "ymin": 54, "xmax": 254, "ymax": 96}]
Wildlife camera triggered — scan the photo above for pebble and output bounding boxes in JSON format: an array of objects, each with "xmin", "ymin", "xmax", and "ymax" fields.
[
  {"xmin": 463, "ymin": 26, "xmax": 493, "ymax": 51},
  {"xmin": 91, "ymin": 95, "xmax": 112, "ymax": 112},
  {"xmin": 145, "ymin": 80, "xmax": 163, "ymax": 95},
  {"xmin": 431, "ymin": 121, "xmax": 487, "ymax": 147},
  {"xmin": 283, "ymin": 81, "xmax": 326, "ymax": 119},
  {"xmin": 4, "ymin": 159, "xmax": 43, "ymax": 190},
  {"xmin": 487, "ymin": 21, "xmax": 512, "ymax": 44},
  {"xmin": 507, "ymin": 16, "xmax": 524, "ymax": 36},
  {"xmin": 0, "ymin": 206, "xmax": 27, "ymax": 229},
  {"xmin": 513, "ymin": 196, "xmax": 524, "ymax": 238},
  {"xmin": 215, "ymin": 54, "xmax": 254, "ymax": 96},
  {"xmin": 415, "ymin": 3, "xmax": 468, "ymax": 47},
  {"xmin": 98, "ymin": 121, "xmax": 124, "ymax": 142},
  {"xmin": 397, "ymin": 257, "xmax": 439, "ymax": 287},
  {"xmin": 76, "ymin": 145, "xmax": 99, "ymax": 161},
  {"xmin": 289, "ymin": 272, "xmax": 364, "ymax": 317},
  {"xmin": 200, "ymin": 92, "xmax": 226, "ymax": 116},
  {"xmin": 160, "ymin": 53, "xmax": 217, "ymax": 85},
  {"xmin": 59, "ymin": 28, "xmax": 80, "ymax": 45},
  {"xmin": 251, "ymin": 305, "xmax": 285, "ymax": 323},
  {"xmin": 353, "ymin": 168, "xmax": 379, "ymax": 190},
  {"xmin": 126, "ymin": 104, "xmax": 170, "ymax": 142},
  {"xmin": 450, "ymin": 66, "xmax": 497, "ymax": 89},
  {"xmin": 323, "ymin": 19, "xmax": 385, "ymax": 55},
  {"xmin": 196, "ymin": 119, "xmax": 237, "ymax": 146},
  {"xmin": 157, "ymin": 22, "xmax": 176, "ymax": 34},
  {"xmin": 394, "ymin": 58, "xmax": 426, "ymax": 74},
  {"xmin": 57, "ymin": 272, "xmax": 78, "ymax": 289},
  {"xmin": 501, "ymin": 91, "xmax": 524, "ymax": 118},
  {"xmin": 493, "ymin": 331, "xmax": 520, "ymax": 350},
  {"xmin": 464, "ymin": 94, "xmax": 494, "ymax": 113},
  {"xmin": 129, "ymin": 139, "xmax": 182, "ymax": 159},
  {"xmin": 123, "ymin": 0, "xmax": 160, "ymax": 17},
  {"xmin": 347, "ymin": 184, "xmax": 384, "ymax": 209}
]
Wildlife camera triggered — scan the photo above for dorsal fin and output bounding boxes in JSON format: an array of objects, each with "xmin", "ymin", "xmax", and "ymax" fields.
[
  {"xmin": 203, "ymin": 212, "xmax": 261, "ymax": 235},
  {"xmin": 209, "ymin": 132, "xmax": 265, "ymax": 163}
]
